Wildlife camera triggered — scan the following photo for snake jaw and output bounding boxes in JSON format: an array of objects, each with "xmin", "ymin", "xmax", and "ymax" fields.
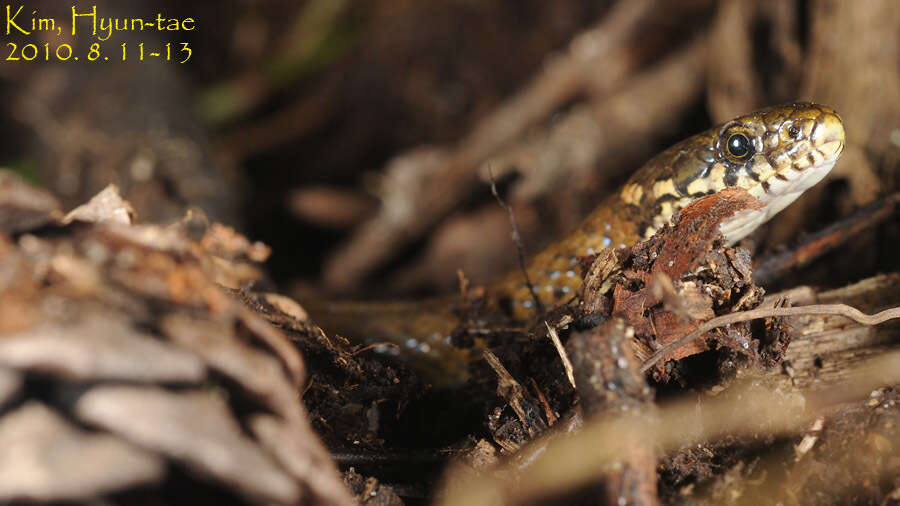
[{"xmin": 719, "ymin": 159, "xmax": 838, "ymax": 244}]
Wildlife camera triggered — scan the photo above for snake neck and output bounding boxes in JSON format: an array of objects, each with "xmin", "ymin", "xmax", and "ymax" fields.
[{"xmin": 487, "ymin": 193, "xmax": 643, "ymax": 320}]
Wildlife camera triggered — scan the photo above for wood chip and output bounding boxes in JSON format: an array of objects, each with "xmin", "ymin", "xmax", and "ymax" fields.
[
  {"xmin": 162, "ymin": 314, "xmax": 303, "ymax": 419},
  {"xmin": 0, "ymin": 170, "xmax": 61, "ymax": 233},
  {"xmin": 75, "ymin": 386, "xmax": 301, "ymax": 505},
  {"xmin": 0, "ymin": 366, "xmax": 21, "ymax": 407},
  {"xmin": 62, "ymin": 184, "xmax": 135, "ymax": 225},
  {"xmin": 0, "ymin": 402, "xmax": 163, "ymax": 502},
  {"xmin": 0, "ymin": 311, "xmax": 205, "ymax": 383},
  {"xmin": 251, "ymin": 414, "xmax": 357, "ymax": 506}
]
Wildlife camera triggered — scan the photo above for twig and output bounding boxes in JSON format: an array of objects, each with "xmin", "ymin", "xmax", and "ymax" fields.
[
  {"xmin": 529, "ymin": 377, "xmax": 559, "ymax": 426},
  {"xmin": 218, "ymin": 73, "xmax": 342, "ymax": 160},
  {"xmin": 486, "ymin": 36, "xmax": 707, "ymax": 198},
  {"xmin": 489, "ymin": 167, "xmax": 544, "ymax": 315},
  {"xmin": 323, "ymin": 0, "xmax": 665, "ymax": 290},
  {"xmin": 483, "ymin": 349, "xmax": 548, "ymax": 437},
  {"xmin": 640, "ymin": 304, "xmax": 900, "ymax": 373},
  {"xmin": 350, "ymin": 341, "xmax": 398, "ymax": 356},
  {"xmin": 545, "ymin": 322, "xmax": 575, "ymax": 388},
  {"xmin": 753, "ymin": 193, "xmax": 900, "ymax": 284},
  {"xmin": 199, "ymin": 0, "xmax": 351, "ymax": 124}
]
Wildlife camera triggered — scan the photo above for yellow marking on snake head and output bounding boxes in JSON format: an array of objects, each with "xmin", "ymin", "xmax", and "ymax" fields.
[
  {"xmin": 651, "ymin": 179, "xmax": 677, "ymax": 199},
  {"xmin": 620, "ymin": 183, "xmax": 644, "ymax": 205},
  {"xmin": 686, "ymin": 178, "xmax": 709, "ymax": 195}
]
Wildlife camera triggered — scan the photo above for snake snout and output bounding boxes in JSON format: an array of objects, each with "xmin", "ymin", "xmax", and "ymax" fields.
[{"xmin": 811, "ymin": 109, "xmax": 845, "ymax": 161}]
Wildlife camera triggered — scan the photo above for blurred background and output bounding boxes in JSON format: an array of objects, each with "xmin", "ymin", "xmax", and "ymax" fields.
[
  {"xmin": 2, "ymin": 0, "xmax": 898, "ymax": 298},
  {"xmin": 0, "ymin": 1, "xmax": 899, "ymax": 504}
]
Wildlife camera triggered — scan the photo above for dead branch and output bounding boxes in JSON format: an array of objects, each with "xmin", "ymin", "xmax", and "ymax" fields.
[
  {"xmin": 322, "ymin": 0, "xmax": 702, "ymax": 292},
  {"xmin": 489, "ymin": 170, "xmax": 543, "ymax": 314},
  {"xmin": 753, "ymin": 193, "xmax": 900, "ymax": 284},
  {"xmin": 565, "ymin": 319, "xmax": 658, "ymax": 506},
  {"xmin": 641, "ymin": 303, "xmax": 900, "ymax": 373},
  {"xmin": 485, "ymin": 36, "xmax": 708, "ymax": 205}
]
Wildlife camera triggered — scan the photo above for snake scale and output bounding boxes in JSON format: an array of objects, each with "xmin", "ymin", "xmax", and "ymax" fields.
[{"xmin": 306, "ymin": 103, "xmax": 846, "ymax": 382}]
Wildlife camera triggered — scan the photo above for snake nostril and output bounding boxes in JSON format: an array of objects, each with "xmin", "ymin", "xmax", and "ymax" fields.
[{"xmin": 788, "ymin": 125, "xmax": 801, "ymax": 139}]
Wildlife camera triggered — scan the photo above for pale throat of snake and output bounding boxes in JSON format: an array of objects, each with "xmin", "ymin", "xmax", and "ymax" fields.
[{"xmin": 627, "ymin": 103, "xmax": 846, "ymax": 246}]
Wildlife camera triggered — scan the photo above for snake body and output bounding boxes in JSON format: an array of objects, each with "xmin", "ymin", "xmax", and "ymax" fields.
[{"xmin": 307, "ymin": 103, "xmax": 845, "ymax": 381}]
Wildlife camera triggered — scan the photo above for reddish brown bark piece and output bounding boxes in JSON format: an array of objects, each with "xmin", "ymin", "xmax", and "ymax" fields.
[
  {"xmin": 610, "ymin": 188, "xmax": 764, "ymax": 366},
  {"xmin": 653, "ymin": 187, "xmax": 762, "ymax": 279}
]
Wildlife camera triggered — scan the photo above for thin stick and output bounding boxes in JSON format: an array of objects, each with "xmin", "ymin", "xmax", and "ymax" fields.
[
  {"xmin": 546, "ymin": 321, "xmax": 576, "ymax": 388},
  {"xmin": 488, "ymin": 167, "xmax": 545, "ymax": 315},
  {"xmin": 351, "ymin": 341, "xmax": 398, "ymax": 356},
  {"xmin": 640, "ymin": 304, "xmax": 900, "ymax": 373}
]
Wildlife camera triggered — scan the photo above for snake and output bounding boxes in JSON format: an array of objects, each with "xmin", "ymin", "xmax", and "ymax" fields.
[{"xmin": 305, "ymin": 102, "xmax": 846, "ymax": 383}]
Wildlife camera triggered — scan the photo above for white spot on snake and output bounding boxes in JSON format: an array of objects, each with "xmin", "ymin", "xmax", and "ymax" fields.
[
  {"xmin": 561, "ymin": 286, "xmax": 571, "ymax": 293},
  {"xmin": 602, "ymin": 236, "xmax": 611, "ymax": 247},
  {"xmin": 549, "ymin": 270, "xmax": 561, "ymax": 280},
  {"xmin": 566, "ymin": 270, "xmax": 576, "ymax": 277},
  {"xmin": 586, "ymin": 247, "xmax": 595, "ymax": 255}
]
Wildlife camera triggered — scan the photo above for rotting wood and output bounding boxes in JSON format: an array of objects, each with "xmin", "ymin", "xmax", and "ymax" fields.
[{"xmin": 757, "ymin": 273, "xmax": 900, "ymax": 392}]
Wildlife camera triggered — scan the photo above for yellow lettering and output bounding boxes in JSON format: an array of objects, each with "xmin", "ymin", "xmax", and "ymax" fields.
[
  {"xmin": 36, "ymin": 17, "xmax": 54, "ymax": 31},
  {"xmin": 71, "ymin": 5, "xmax": 97, "ymax": 37},
  {"xmin": 97, "ymin": 16, "xmax": 112, "ymax": 41},
  {"xmin": 6, "ymin": 5, "xmax": 29, "ymax": 35}
]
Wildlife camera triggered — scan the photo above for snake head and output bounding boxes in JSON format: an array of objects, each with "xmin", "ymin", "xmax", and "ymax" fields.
[
  {"xmin": 715, "ymin": 102, "xmax": 845, "ymax": 242},
  {"xmin": 629, "ymin": 102, "xmax": 845, "ymax": 243}
]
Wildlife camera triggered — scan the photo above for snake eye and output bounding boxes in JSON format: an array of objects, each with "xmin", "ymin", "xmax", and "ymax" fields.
[{"xmin": 726, "ymin": 133, "xmax": 752, "ymax": 159}]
